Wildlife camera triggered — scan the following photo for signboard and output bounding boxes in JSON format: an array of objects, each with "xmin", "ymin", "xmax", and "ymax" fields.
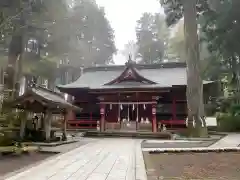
[
  {"xmin": 152, "ymin": 107, "xmax": 156, "ymax": 115},
  {"xmin": 100, "ymin": 108, "xmax": 105, "ymax": 115}
]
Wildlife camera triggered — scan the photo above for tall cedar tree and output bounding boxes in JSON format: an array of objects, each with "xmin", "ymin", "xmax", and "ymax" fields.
[{"xmin": 160, "ymin": 0, "xmax": 212, "ymax": 137}]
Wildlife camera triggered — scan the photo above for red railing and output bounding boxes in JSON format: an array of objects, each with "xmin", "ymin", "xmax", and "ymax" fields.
[
  {"xmin": 67, "ymin": 120, "xmax": 98, "ymax": 129},
  {"xmin": 67, "ymin": 119, "xmax": 186, "ymax": 129},
  {"xmin": 160, "ymin": 120, "xmax": 186, "ymax": 125}
]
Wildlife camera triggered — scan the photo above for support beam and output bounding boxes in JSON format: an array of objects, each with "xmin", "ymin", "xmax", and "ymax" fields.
[
  {"xmin": 100, "ymin": 103, "xmax": 105, "ymax": 132},
  {"xmin": 62, "ymin": 112, "xmax": 67, "ymax": 141},
  {"xmin": 136, "ymin": 92, "xmax": 139, "ymax": 130},
  {"xmin": 20, "ymin": 116, "xmax": 27, "ymax": 139},
  {"xmin": 66, "ymin": 109, "xmax": 76, "ymax": 121},
  {"xmin": 44, "ymin": 110, "xmax": 52, "ymax": 142},
  {"xmin": 152, "ymin": 97, "xmax": 157, "ymax": 133},
  {"xmin": 172, "ymin": 92, "xmax": 177, "ymax": 128}
]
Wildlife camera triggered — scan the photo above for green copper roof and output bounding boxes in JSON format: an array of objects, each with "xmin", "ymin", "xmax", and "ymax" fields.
[{"xmin": 57, "ymin": 62, "xmax": 213, "ymax": 90}]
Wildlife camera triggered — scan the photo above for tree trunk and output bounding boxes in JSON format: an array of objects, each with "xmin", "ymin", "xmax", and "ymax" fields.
[
  {"xmin": 183, "ymin": 0, "xmax": 208, "ymax": 137},
  {"xmin": 5, "ymin": 35, "xmax": 23, "ymax": 99}
]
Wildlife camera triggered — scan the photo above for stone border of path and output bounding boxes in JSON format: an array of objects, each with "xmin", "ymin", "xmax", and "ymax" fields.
[
  {"xmin": 24, "ymin": 140, "xmax": 78, "ymax": 147},
  {"xmin": 136, "ymin": 140, "xmax": 148, "ymax": 180},
  {"xmin": 145, "ymin": 147, "xmax": 240, "ymax": 153},
  {"xmin": 173, "ymin": 133, "xmax": 226, "ymax": 142},
  {"xmin": 1, "ymin": 140, "xmax": 96, "ymax": 180},
  {"xmin": 143, "ymin": 134, "xmax": 240, "ymax": 153}
]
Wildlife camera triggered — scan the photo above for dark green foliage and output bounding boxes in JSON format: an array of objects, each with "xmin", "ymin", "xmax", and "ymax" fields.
[
  {"xmin": 0, "ymin": 129, "xmax": 18, "ymax": 146},
  {"xmin": 216, "ymin": 97, "xmax": 232, "ymax": 113},
  {"xmin": 200, "ymin": 0, "xmax": 240, "ymax": 86},
  {"xmin": 160, "ymin": 0, "xmax": 210, "ymax": 27},
  {"xmin": 201, "ymin": 0, "xmax": 239, "ymax": 55},
  {"xmin": 217, "ymin": 113, "xmax": 240, "ymax": 132},
  {"xmin": 216, "ymin": 94, "xmax": 240, "ymax": 132},
  {"xmin": 0, "ymin": 132, "xmax": 12, "ymax": 146},
  {"xmin": 1, "ymin": 0, "xmax": 116, "ymax": 95},
  {"xmin": 136, "ymin": 13, "xmax": 168, "ymax": 63},
  {"xmin": 204, "ymin": 103, "xmax": 217, "ymax": 116},
  {"xmin": 60, "ymin": 0, "xmax": 116, "ymax": 66}
]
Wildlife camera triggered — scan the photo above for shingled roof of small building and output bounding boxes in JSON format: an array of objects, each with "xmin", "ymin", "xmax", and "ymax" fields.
[
  {"xmin": 57, "ymin": 62, "xmax": 213, "ymax": 91},
  {"xmin": 8, "ymin": 85, "xmax": 80, "ymax": 113}
]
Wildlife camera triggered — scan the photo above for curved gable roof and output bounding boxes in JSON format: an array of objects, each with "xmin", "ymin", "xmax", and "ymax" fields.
[
  {"xmin": 57, "ymin": 62, "xmax": 213, "ymax": 91},
  {"xmin": 104, "ymin": 63, "xmax": 156, "ymax": 85}
]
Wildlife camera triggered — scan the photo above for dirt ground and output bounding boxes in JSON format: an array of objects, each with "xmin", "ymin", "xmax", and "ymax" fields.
[
  {"xmin": 143, "ymin": 151, "xmax": 240, "ymax": 180},
  {"xmin": 0, "ymin": 152, "xmax": 53, "ymax": 176}
]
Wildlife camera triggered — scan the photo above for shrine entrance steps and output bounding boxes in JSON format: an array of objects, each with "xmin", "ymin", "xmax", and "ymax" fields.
[
  {"xmin": 84, "ymin": 130, "xmax": 172, "ymax": 139},
  {"xmin": 121, "ymin": 121, "xmax": 138, "ymax": 131}
]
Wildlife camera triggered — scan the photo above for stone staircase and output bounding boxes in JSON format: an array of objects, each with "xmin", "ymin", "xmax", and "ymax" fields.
[{"xmin": 121, "ymin": 121, "xmax": 137, "ymax": 131}]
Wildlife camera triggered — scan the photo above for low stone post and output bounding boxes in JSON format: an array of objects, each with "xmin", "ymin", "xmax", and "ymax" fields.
[{"xmin": 100, "ymin": 103, "xmax": 105, "ymax": 132}]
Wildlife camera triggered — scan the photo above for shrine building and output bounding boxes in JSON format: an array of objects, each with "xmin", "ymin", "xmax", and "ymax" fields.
[{"xmin": 57, "ymin": 61, "xmax": 215, "ymax": 133}]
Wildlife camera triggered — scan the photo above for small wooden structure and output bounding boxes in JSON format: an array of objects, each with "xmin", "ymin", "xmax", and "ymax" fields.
[{"xmin": 7, "ymin": 85, "xmax": 80, "ymax": 141}]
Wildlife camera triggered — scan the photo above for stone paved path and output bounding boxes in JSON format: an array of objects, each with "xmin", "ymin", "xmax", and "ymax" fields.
[
  {"xmin": 210, "ymin": 133, "xmax": 240, "ymax": 148},
  {"xmin": 5, "ymin": 139, "xmax": 147, "ymax": 180}
]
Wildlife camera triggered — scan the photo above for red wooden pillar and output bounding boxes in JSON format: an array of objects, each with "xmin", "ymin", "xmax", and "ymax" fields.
[
  {"xmin": 152, "ymin": 100, "xmax": 157, "ymax": 133},
  {"xmin": 90, "ymin": 111, "xmax": 92, "ymax": 128},
  {"xmin": 100, "ymin": 103, "xmax": 105, "ymax": 132},
  {"xmin": 172, "ymin": 93, "xmax": 177, "ymax": 120}
]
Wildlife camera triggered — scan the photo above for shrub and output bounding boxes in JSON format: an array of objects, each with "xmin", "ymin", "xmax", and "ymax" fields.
[
  {"xmin": 0, "ymin": 130, "xmax": 14, "ymax": 146},
  {"xmin": 217, "ymin": 113, "xmax": 240, "ymax": 132},
  {"xmin": 205, "ymin": 103, "xmax": 217, "ymax": 116},
  {"xmin": 230, "ymin": 104, "xmax": 240, "ymax": 116}
]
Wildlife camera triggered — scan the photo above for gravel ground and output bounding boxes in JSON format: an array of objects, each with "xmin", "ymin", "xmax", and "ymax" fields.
[{"xmin": 143, "ymin": 152, "xmax": 240, "ymax": 180}]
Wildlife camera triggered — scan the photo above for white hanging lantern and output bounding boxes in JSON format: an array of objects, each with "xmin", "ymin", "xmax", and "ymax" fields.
[
  {"xmin": 146, "ymin": 117, "xmax": 150, "ymax": 124},
  {"xmin": 200, "ymin": 117, "xmax": 204, "ymax": 127},
  {"xmin": 97, "ymin": 121, "xmax": 100, "ymax": 131},
  {"xmin": 132, "ymin": 104, "xmax": 135, "ymax": 111},
  {"xmin": 64, "ymin": 93, "xmax": 68, "ymax": 101},
  {"xmin": 193, "ymin": 117, "xmax": 196, "ymax": 128},
  {"xmin": 141, "ymin": 117, "xmax": 144, "ymax": 123},
  {"xmin": 162, "ymin": 124, "xmax": 167, "ymax": 131},
  {"xmin": 143, "ymin": 104, "xmax": 146, "ymax": 110},
  {"xmin": 110, "ymin": 104, "xmax": 112, "ymax": 110},
  {"xmin": 120, "ymin": 104, "xmax": 123, "ymax": 110}
]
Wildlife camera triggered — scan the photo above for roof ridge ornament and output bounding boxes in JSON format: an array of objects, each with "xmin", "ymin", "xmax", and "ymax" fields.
[{"xmin": 125, "ymin": 54, "xmax": 135, "ymax": 66}]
